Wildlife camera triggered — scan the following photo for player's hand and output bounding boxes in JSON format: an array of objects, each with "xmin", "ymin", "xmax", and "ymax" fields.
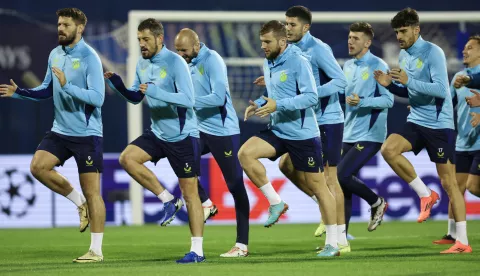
[
  {"xmin": 470, "ymin": 112, "xmax": 480, "ymax": 127},
  {"xmin": 253, "ymin": 76, "xmax": 266, "ymax": 86},
  {"xmin": 373, "ymin": 70, "xmax": 392, "ymax": 87},
  {"xmin": 389, "ymin": 68, "xmax": 409, "ymax": 85},
  {"xmin": 346, "ymin": 93, "xmax": 360, "ymax": 106},
  {"xmin": 466, "ymin": 90, "xmax": 480, "ymax": 107},
  {"xmin": 454, "ymin": 75, "xmax": 471, "ymax": 89},
  {"xmin": 139, "ymin": 83, "xmax": 148, "ymax": 94},
  {"xmin": 0, "ymin": 79, "xmax": 18, "ymax": 98},
  {"xmin": 244, "ymin": 100, "xmax": 258, "ymax": 121},
  {"xmin": 255, "ymin": 96, "xmax": 276, "ymax": 118},
  {"xmin": 104, "ymin": 71, "xmax": 115, "ymax": 79},
  {"xmin": 52, "ymin": 67, "xmax": 67, "ymax": 87},
  {"xmin": 407, "ymin": 105, "xmax": 411, "ymax": 111}
]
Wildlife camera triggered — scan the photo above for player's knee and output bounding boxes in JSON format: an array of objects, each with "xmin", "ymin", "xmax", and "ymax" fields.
[
  {"xmin": 380, "ymin": 143, "xmax": 397, "ymax": 160},
  {"xmin": 278, "ymin": 157, "xmax": 293, "ymax": 177},
  {"xmin": 30, "ymin": 160, "xmax": 46, "ymax": 178},
  {"xmin": 439, "ymin": 175, "xmax": 458, "ymax": 195},
  {"xmin": 467, "ymin": 180, "xmax": 480, "ymax": 196},
  {"xmin": 119, "ymin": 151, "xmax": 133, "ymax": 169},
  {"xmin": 237, "ymin": 146, "xmax": 252, "ymax": 167}
]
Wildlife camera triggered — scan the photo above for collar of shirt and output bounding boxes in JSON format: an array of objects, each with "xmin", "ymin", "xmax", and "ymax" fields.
[
  {"xmin": 268, "ymin": 44, "xmax": 295, "ymax": 67},
  {"xmin": 354, "ymin": 50, "xmax": 372, "ymax": 66},
  {"xmin": 150, "ymin": 44, "xmax": 168, "ymax": 63},
  {"xmin": 294, "ymin": 31, "xmax": 312, "ymax": 49},
  {"xmin": 62, "ymin": 37, "xmax": 86, "ymax": 54},
  {"xmin": 466, "ymin": 64, "xmax": 480, "ymax": 74},
  {"xmin": 406, "ymin": 35, "xmax": 426, "ymax": 55},
  {"xmin": 191, "ymin": 42, "xmax": 209, "ymax": 66}
]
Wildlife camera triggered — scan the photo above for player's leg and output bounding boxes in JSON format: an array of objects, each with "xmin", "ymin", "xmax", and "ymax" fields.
[
  {"xmin": 31, "ymin": 132, "xmax": 88, "ymax": 232},
  {"xmin": 338, "ymin": 141, "xmax": 386, "ymax": 232},
  {"xmin": 466, "ymin": 152, "xmax": 480, "ymax": 197},
  {"xmin": 119, "ymin": 131, "xmax": 180, "ymax": 226},
  {"xmin": 196, "ymin": 134, "xmax": 218, "ymax": 222},
  {"xmin": 238, "ymin": 131, "xmax": 287, "ymax": 227},
  {"xmin": 381, "ymin": 123, "xmax": 437, "ymax": 222},
  {"xmin": 169, "ymin": 137, "xmax": 205, "ymax": 263},
  {"xmin": 71, "ymin": 136, "xmax": 105, "ymax": 263},
  {"xmin": 321, "ymin": 124, "xmax": 345, "ymax": 239},
  {"xmin": 206, "ymin": 133, "xmax": 250, "ymax": 257},
  {"xmin": 278, "ymin": 154, "xmax": 314, "ymax": 197},
  {"xmin": 434, "ymin": 151, "xmax": 469, "ymax": 245}
]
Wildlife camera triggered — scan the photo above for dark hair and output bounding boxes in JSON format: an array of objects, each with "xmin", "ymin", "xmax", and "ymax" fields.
[
  {"xmin": 391, "ymin": 7, "xmax": 420, "ymax": 29},
  {"xmin": 285, "ymin": 6, "xmax": 312, "ymax": 25},
  {"xmin": 469, "ymin": 35, "xmax": 480, "ymax": 45},
  {"xmin": 349, "ymin": 22, "xmax": 374, "ymax": 39},
  {"xmin": 260, "ymin": 20, "xmax": 287, "ymax": 39},
  {"xmin": 56, "ymin": 8, "xmax": 87, "ymax": 26},
  {"xmin": 138, "ymin": 18, "xmax": 164, "ymax": 37}
]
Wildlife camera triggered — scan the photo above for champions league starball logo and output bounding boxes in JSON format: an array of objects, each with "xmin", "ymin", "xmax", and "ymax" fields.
[{"xmin": 0, "ymin": 169, "xmax": 36, "ymax": 218}]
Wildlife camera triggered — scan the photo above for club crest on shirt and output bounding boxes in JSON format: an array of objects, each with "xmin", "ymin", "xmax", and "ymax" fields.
[
  {"xmin": 280, "ymin": 71, "xmax": 288, "ymax": 82},
  {"xmin": 72, "ymin": 59, "xmax": 80, "ymax": 70},
  {"xmin": 159, "ymin": 68, "xmax": 167, "ymax": 79}
]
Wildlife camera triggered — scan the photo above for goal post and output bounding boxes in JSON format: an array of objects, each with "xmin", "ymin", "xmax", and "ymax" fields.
[{"xmin": 127, "ymin": 10, "xmax": 480, "ymax": 225}]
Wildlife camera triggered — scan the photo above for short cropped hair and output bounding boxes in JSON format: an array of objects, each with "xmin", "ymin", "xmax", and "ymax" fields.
[
  {"xmin": 391, "ymin": 7, "xmax": 420, "ymax": 29},
  {"xmin": 138, "ymin": 18, "xmax": 164, "ymax": 37},
  {"xmin": 56, "ymin": 8, "xmax": 87, "ymax": 26},
  {"xmin": 260, "ymin": 20, "xmax": 287, "ymax": 39},
  {"xmin": 285, "ymin": 6, "xmax": 312, "ymax": 25},
  {"xmin": 349, "ymin": 22, "xmax": 374, "ymax": 40}
]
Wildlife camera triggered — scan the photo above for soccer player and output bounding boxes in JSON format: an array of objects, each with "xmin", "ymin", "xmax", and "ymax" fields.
[
  {"xmin": 459, "ymin": 73, "xmax": 480, "ymax": 107},
  {"xmin": 374, "ymin": 8, "xmax": 472, "ymax": 253},
  {"xmin": 174, "ymin": 28, "xmax": 251, "ymax": 257},
  {"xmin": 239, "ymin": 20, "xmax": 340, "ymax": 257},
  {"xmin": 340, "ymin": 22, "xmax": 392, "ymax": 237},
  {"xmin": 104, "ymin": 19, "xmax": 206, "ymax": 263},
  {"xmin": 433, "ymin": 36, "xmax": 480, "ymax": 247},
  {"xmin": 254, "ymin": 5, "xmax": 348, "ymax": 238},
  {"xmin": 0, "ymin": 8, "xmax": 106, "ymax": 262}
]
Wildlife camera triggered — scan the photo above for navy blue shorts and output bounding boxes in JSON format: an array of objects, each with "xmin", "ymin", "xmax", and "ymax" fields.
[
  {"xmin": 456, "ymin": 150, "xmax": 480, "ymax": 175},
  {"xmin": 255, "ymin": 130, "xmax": 324, "ymax": 173},
  {"xmin": 130, "ymin": 129, "xmax": 200, "ymax": 178},
  {"xmin": 339, "ymin": 141, "xmax": 382, "ymax": 177},
  {"xmin": 399, "ymin": 122, "xmax": 456, "ymax": 164},
  {"xmin": 319, "ymin": 123, "xmax": 344, "ymax": 166},
  {"xmin": 37, "ymin": 131, "xmax": 103, "ymax": 174}
]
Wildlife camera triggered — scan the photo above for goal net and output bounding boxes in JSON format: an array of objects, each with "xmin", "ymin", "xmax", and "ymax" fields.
[{"xmin": 123, "ymin": 10, "xmax": 480, "ymax": 224}]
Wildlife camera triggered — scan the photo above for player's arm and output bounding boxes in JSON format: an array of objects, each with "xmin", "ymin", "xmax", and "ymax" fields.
[
  {"xmin": 403, "ymin": 47, "xmax": 449, "ymax": 99},
  {"xmin": 450, "ymin": 77, "xmax": 459, "ymax": 108},
  {"xmin": 194, "ymin": 54, "xmax": 227, "ymax": 108},
  {"xmin": 373, "ymin": 68, "xmax": 409, "ymax": 98},
  {"xmin": 315, "ymin": 47, "xmax": 347, "ymax": 98},
  {"xmin": 276, "ymin": 58, "xmax": 318, "ymax": 111},
  {"xmin": 5, "ymin": 62, "xmax": 54, "ymax": 101},
  {"xmin": 145, "ymin": 59, "xmax": 194, "ymax": 108},
  {"xmin": 358, "ymin": 63, "xmax": 394, "ymax": 109},
  {"xmin": 105, "ymin": 70, "xmax": 144, "ymax": 104},
  {"xmin": 253, "ymin": 88, "xmax": 268, "ymax": 107},
  {"xmin": 467, "ymin": 72, "xmax": 480, "ymax": 89},
  {"xmin": 62, "ymin": 54, "xmax": 105, "ymax": 107}
]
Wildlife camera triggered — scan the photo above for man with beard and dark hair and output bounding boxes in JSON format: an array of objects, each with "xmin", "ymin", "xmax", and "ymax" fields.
[
  {"xmin": 104, "ymin": 19, "xmax": 206, "ymax": 264},
  {"xmin": 374, "ymin": 7, "xmax": 471, "ymax": 254},
  {"xmin": 174, "ymin": 28, "xmax": 251, "ymax": 258},
  {"xmin": 0, "ymin": 7, "xmax": 106, "ymax": 263},
  {"xmin": 238, "ymin": 20, "xmax": 340, "ymax": 257}
]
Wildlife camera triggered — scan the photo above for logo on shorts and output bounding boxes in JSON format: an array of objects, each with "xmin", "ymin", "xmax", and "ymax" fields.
[
  {"xmin": 437, "ymin": 148, "xmax": 445, "ymax": 158},
  {"xmin": 355, "ymin": 144, "xmax": 364, "ymax": 151},
  {"xmin": 86, "ymin": 156, "xmax": 93, "ymax": 166},
  {"xmin": 224, "ymin": 150, "xmax": 232, "ymax": 157},
  {"xmin": 184, "ymin": 163, "xmax": 192, "ymax": 173},
  {"xmin": 308, "ymin": 157, "xmax": 316, "ymax": 167}
]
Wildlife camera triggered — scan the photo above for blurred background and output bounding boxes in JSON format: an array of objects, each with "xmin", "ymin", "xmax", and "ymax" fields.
[{"xmin": 1, "ymin": 0, "xmax": 480, "ymax": 228}]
